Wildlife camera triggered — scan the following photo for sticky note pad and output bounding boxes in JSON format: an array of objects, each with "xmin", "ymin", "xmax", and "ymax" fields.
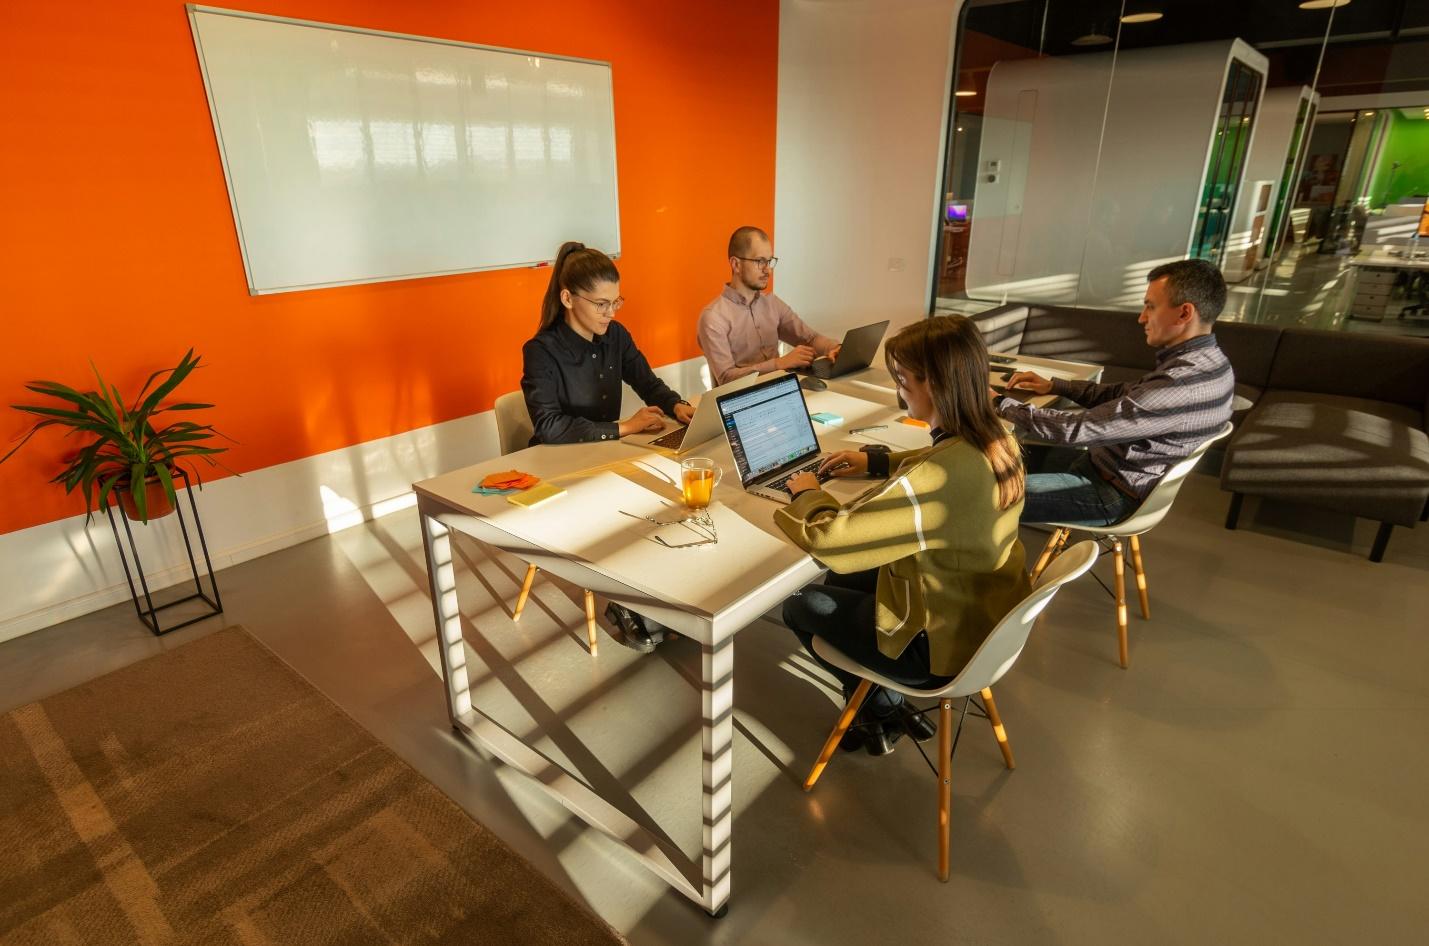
[
  {"xmin": 899, "ymin": 416, "xmax": 930, "ymax": 429},
  {"xmin": 809, "ymin": 411, "xmax": 844, "ymax": 427},
  {"xmin": 507, "ymin": 482, "xmax": 566, "ymax": 509}
]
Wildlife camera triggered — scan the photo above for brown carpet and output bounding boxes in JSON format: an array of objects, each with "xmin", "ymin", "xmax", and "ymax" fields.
[{"xmin": 0, "ymin": 626, "xmax": 626, "ymax": 946}]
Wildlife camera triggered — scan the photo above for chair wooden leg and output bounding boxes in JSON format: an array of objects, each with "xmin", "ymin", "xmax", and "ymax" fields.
[
  {"xmin": 1112, "ymin": 538, "xmax": 1128, "ymax": 668},
  {"xmin": 803, "ymin": 679, "xmax": 872, "ymax": 792},
  {"xmin": 937, "ymin": 699, "xmax": 954, "ymax": 882},
  {"xmin": 980, "ymin": 688, "xmax": 1015, "ymax": 770},
  {"xmin": 512, "ymin": 564, "xmax": 538, "ymax": 621},
  {"xmin": 1128, "ymin": 534, "xmax": 1150, "ymax": 620},
  {"xmin": 1030, "ymin": 527, "xmax": 1067, "ymax": 582},
  {"xmin": 583, "ymin": 590, "xmax": 598, "ymax": 656}
]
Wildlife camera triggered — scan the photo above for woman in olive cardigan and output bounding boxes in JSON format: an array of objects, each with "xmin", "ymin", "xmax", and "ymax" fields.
[{"xmin": 776, "ymin": 315, "xmax": 1030, "ymax": 755}]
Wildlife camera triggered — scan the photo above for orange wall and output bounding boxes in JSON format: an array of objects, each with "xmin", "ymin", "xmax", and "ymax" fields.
[{"xmin": 0, "ymin": 0, "xmax": 778, "ymax": 535}]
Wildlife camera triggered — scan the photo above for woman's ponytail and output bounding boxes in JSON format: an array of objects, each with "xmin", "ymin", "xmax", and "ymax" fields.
[{"xmin": 538, "ymin": 241, "xmax": 587, "ymax": 333}]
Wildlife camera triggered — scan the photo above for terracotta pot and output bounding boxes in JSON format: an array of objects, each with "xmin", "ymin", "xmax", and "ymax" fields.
[{"xmin": 118, "ymin": 474, "xmax": 177, "ymax": 522}]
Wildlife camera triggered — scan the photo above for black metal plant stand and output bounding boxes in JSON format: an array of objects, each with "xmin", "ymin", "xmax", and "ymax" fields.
[{"xmin": 103, "ymin": 467, "xmax": 223, "ymax": 636}]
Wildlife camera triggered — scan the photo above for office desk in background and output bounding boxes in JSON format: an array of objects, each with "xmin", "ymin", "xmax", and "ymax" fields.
[
  {"xmin": 1347, "ymin": 248, "xmax": 1429, "ymax": 322},
  {"xmin": 411, "ymin": 357, "xmax": 1099, "ymax": 915}
]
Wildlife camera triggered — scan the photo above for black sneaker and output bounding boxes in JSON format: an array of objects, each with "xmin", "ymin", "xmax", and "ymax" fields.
[{"xmin": 603, "ymin": 603, "xmax": 665, "ymax": 653}]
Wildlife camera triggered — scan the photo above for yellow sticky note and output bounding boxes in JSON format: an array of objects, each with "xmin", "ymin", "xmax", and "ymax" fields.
[{"xmin": 506, "ymin": 482, "xmax": 566, "ymax": 509}]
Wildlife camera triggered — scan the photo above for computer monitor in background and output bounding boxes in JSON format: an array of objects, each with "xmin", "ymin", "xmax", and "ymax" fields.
[{"xmin": 947, "ymin": 202, "xmax": 970, "ymax": 222}]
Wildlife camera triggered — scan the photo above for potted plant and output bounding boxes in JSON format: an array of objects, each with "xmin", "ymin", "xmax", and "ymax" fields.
[{"xmin": 1, "ymin": 349, "xmax": 232, "ymax": 523}]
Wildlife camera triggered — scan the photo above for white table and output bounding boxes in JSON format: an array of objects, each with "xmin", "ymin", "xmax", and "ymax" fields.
[{"xmin": 412, "ymin": 358, "xmax": 1099, "ymax": 915}]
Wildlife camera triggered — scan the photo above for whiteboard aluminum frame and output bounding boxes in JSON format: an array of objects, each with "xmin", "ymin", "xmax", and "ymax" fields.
[{"xmin": 185, "ymin": 4, "xmax": 622, "ymax": 295}]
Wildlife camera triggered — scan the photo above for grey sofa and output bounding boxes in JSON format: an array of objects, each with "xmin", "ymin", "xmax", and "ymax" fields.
[{"xmin": 971, "ymin": 303, "xmax": 1429, "ymax": 562}]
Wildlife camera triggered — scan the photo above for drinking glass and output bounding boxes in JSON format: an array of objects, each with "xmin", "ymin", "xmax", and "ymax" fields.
[{"xmin": 680, "ymin": 457, "xmax": 722, "ymax": 510}]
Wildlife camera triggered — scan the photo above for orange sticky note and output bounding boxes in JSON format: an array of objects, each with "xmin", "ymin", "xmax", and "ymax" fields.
[
  {"xmin": 899, "ymin": 417, "xmax": 930, "ymax": 429},
  {"xmin": 481, "ymin": 470, "xmax": 539, "ymax": 490}
]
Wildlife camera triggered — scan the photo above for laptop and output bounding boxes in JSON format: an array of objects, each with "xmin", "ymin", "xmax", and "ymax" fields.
[
  {"xmin": 989, "ymin": 365, "xmax": 1039, "ymax": 403},
  {"xmin": 715, "ymin": 373, "xmax": 835, "ymax": 504},
  {"xmin": 805, "ymin": 319, "xmax": 891, "ymax": 379},
  {"xmin": 631, "ymin": 372, "xmax": 765, "ymax": 453}
]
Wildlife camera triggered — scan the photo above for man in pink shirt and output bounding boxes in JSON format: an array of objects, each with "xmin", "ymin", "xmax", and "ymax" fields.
[{"xmin": 697, "ymin": 226, "xmax": 840, "ymax": 385}]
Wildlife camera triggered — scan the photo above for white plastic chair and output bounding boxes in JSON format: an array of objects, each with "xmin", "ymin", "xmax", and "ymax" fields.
[
  {"xmin": 1029, "ymin": 421, "xmax": 1233, "ymax": 668},
  {"xmin": 802, "ymin": 541, "xmax": 1099, "ymax": 881},
  {"xmin": 493, "ymin": 391, "xmax": 598, "ymax": 655}
]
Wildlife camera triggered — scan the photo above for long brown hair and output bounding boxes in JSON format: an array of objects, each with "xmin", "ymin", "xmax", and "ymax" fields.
[
  {"xmin": 884, "ymin": 315, "xmax": 1025, "ymax": 511},
  {"xmin": 537, "ymin": 242, "xmax": 621, "ymax": 333}
]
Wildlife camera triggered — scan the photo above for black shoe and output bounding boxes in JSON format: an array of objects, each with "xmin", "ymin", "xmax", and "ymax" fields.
[
  {"xmin": 839, "ymin": 721, "xmax": 903, "ymax": 754},
  {"xmin": 603, "ymin": 603, "xmax": 664, "ymax": 653},
  {"xmin": 898, "ymin": 704, "xmax": 937, "ymax": 742},
  {"xmin": 862, "ymin": 719, "xmax": 905, "ymax": 756}
]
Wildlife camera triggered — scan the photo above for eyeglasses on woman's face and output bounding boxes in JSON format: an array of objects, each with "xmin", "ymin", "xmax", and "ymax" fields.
[{"xmin": 573, "ymin": 293, "xmax": 625, "ymax": 315}]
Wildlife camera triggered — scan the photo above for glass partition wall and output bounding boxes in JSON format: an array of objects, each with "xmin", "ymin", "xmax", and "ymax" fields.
[{"xmin": 935, "ymin": 0, "xmax": 1429, "ymax": 337}]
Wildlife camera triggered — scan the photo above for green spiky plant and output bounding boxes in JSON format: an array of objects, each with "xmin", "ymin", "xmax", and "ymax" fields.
[{"xmin": 0, "ymin": 350, "xmax": 232, "ymax": 523}]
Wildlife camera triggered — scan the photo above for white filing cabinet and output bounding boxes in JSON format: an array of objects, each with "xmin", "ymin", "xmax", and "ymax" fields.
[{"xmin": 1348, "ymin": 266, "xmax": 1399, "ymax": 322}]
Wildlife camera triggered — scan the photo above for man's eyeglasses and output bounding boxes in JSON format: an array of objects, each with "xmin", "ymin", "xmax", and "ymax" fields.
[
  {"xmin": 573, "ymin": 294, "xmax": 625, "ymax": 315},
  {"xmin": 735, "ymin": 256, "xmax": 779, "ymax": 271}
]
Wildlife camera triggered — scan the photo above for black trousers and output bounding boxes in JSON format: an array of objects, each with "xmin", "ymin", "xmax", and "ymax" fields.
[{"xmin": 782, "ymin": 568, "xmax": 953, "ymax": 717}]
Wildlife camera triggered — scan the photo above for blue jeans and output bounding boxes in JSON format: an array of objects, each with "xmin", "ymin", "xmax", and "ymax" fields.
[
  {"xmin": 782, "ymin": 569, "xmax": 952, "ymax": 718},
  {"xmin": 1022, "ymin": 448, "xmax": 1139, "ymax": 527}
]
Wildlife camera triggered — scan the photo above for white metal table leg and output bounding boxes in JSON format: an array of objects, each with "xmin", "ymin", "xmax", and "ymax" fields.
[
  {"xmin": 420, "ymin": 510, "xmax": 472, "ymax": 726},
  {"xmin": 701, "ymin": 634, "xmax": 734, "ymax": 916}
]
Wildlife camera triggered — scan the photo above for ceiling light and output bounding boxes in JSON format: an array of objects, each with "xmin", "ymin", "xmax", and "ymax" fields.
[
  {"xmin": 1071, "ymin": 32, "xmax": 1114, "ymax": 46},
  {"xmin": 1298, "ymin": 1, "xmax": 1351, "ymax": 9},
  {"xmin": 955, "ymin": 89, "xmax": 977, "ymax": 97},
  {"xmin": 1364, "ymin": 111, "xmax": 1375, "ymax": 116},
  {"xmin": 1121, "ymin": 12, "xmax": 1164, "ymax": 23}
]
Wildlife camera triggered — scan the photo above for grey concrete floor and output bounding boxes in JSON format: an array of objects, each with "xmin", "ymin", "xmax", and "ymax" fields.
[{"xmin": 3, "ymin": 471, "xmax": 1427, "ymax": 945}]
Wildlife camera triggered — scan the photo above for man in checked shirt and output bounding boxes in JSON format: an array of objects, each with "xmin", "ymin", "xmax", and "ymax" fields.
[{"xmin": 994, "ymin": 259, "xmax": 1235, "ymax": 526}]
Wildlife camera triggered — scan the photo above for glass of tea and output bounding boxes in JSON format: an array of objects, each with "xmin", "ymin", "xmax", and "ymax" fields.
[{"xmin": 680, "ymin": 457, "xmax": 722, "ymax": 510}]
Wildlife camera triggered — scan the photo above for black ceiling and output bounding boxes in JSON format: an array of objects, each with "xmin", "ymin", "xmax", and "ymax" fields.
[
  {"xmin": 964, "ymin": 0, "xmax": 1429, "ymax": 54},
  {"xmin": 960, "ymin": 0, "xmax": 1429, "ymax": 97}
]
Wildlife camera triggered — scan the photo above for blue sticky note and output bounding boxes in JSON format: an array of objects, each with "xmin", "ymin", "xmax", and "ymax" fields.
[{"xmin": 809, "ymin": 411, "xmax": 844, "ymax": 426}]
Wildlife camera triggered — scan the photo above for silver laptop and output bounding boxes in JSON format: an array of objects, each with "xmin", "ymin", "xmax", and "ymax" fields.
[
  {"xmin": 630, "ymin": 371, "xmax": 765, "ymax": 453},
  {"xmin": 715, "ymin": 373, "xmax": 832, "ymax": 504},
  {"xmin": 805, "ymin": 319, "xmax": 891, "ymax": 379}
]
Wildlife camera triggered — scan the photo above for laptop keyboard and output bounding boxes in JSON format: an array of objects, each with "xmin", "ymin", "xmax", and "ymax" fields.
[
  {"xmin": 763, "ymin": 457, "xmax": 833, "ymax": 495},
  {"xmin": 649, "ymin": 425, "xmax": 688, "ymax": 449}
]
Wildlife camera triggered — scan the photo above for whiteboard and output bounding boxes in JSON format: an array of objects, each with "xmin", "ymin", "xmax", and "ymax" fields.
[{"xmin": 187, "ymin": 6, "xmax": 620, "ymax": 295}]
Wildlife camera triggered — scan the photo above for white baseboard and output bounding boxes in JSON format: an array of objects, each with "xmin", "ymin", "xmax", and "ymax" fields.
[{"xmin": 0, "ymin": 356, "xmax": 712, "ymax": 643}]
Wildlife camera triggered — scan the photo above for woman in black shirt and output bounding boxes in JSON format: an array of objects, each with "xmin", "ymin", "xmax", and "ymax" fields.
[{"xmin": 521, "ymin": 242, "xmax": 693, "ymax": 445}]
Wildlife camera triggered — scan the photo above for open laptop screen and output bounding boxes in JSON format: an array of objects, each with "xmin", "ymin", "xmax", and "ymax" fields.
[{"xmin": 717, "ymin": 374, "xmax": 819, "ymax": 484}]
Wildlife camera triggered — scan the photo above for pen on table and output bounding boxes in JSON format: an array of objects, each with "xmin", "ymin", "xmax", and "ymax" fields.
[{"xmin": 848, "ymin": 424, "xmax": 887, "ymax": 435}]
